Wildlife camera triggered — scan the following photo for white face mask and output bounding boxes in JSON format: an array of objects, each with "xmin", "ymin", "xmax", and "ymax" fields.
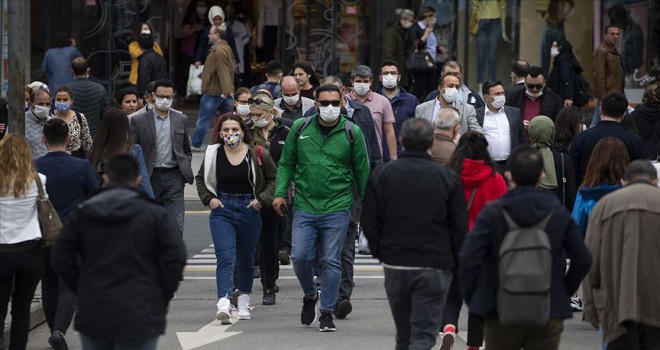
[
  {"xmin": 253, "ymin": 116, "xmax": 271, "ymax": 128},
  {"xmin": 442, "ymin": 87, "xmax": 459, "ymax": 103},
  {"xmin": 381, "ymin": 75, "xmax": 398, "ymax": 89},
  {"xmin": 154, "ymin": 97, "xmax": 172, "ymax": 112},
  {"xmin": 353, "ymin": 83, "xmax": 370, "ymax": 96},
  {"xmin": 141, "ymin": 30, "xmax": 151, "ymax": 35},
  {"xmin": 525, "ymin": 89, "xmax": 544, "ymax": 98},
  {"xmin": 283, "ymin": 93, "xmax": 300, "ymax": 106},
  {"xmin": 428, "ymin": 17, "xmax": 437, "ymax": 26},
  {"xmin": 491, "ymin": 95, "xmax": 506, "ymax": 109},
  {"xmin": 236, "ymin": 103, "xmax": 250, "ymax": 116},
  {"xmin": 33, "ymin": 105, "xmax": 50, "ymax": 119},
  {"xmin": 319, "ymin": 105, "xmax": 340, "ymax": 123},
  {"xmin": 550, "ymin": 48, "xmax": 560, "ymax": 58}
]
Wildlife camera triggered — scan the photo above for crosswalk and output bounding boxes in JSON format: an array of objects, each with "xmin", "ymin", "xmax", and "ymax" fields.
[{"xmin": 184, "ymin": 245, "xmax": 384, "ymax": 279}]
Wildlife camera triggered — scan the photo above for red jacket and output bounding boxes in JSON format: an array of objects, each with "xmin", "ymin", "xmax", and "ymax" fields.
[{"xmin": 460, "ymin": 159, "xmax": 508, "ymax": 231}]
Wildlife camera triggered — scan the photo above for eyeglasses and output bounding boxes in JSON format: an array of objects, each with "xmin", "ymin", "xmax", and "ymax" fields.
[
  {"xmin": 526, "ymin": 83, "xmax": 544, "ymax": 90},
  {"xmin": 318, "ymin": 100, "xmax": 341, "ymax": 107},
  {"xmin": 248, "ymin": 97, "xmax": 272, "ymax": 107},
  {"xmin": 154, "ymin": 94, "xmax": 174, "ymax": 100}
]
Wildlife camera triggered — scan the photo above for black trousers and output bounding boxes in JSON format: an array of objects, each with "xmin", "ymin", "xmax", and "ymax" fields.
[
  {"xmin": 442, "ymin": 272, "xmax": 485, "ymax": 347},
  {"xmin": 608, "ymin": 322, "xmax": 660, "ymax": 350},
  {"xmin": 42, "ymin": 246, "xmax": 77, "ymax": 334},
  {"xmin": 259, "ymin": 207, "xmax": 281, "ymax": 289},
  {"xmin": 0, "ymin": 242, "xmax": 43, "ymax": 350},
  {"xmin": 384, "ymin": 267, "xmax": 452, "ymax": 350},
  {"xmin": 338, "ymin": 222, "xmax": 358, "ymax": 302}
]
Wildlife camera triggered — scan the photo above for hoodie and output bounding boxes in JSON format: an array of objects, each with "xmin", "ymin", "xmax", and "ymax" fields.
[
  {"xmin": 460, "ymin": 159, "xmax": 508, "ymax": 231},
  {"xmin": 460, "ymin": 186, "xmax": 592, "ymax": 320},
  {"xmin": 571, "ymin": 184, "xmax": 621, "ymax": 238},
  {"xmin": 631, "ymin": 104, "xmax": 660, "ymax": 160},
  {"xmin": 52, "ymin": 187, "xmax": 187, "ymax": 341}
]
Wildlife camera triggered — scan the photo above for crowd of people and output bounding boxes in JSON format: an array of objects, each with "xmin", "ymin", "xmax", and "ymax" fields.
[{"xmin": 1, "ymin": 4, "xmax": 660, "ymax": 350}]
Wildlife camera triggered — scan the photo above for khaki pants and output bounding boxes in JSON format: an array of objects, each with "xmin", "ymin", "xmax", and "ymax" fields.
[{"xmin": 485, "ymin": 318, "xmax": 564, "ymax": 350}]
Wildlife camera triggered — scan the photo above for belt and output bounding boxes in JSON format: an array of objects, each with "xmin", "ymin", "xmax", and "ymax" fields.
[
  {"xmin": 0, "ymin": 239, "xmax": 40, "ymax": 252},
  {"xmin": 153, "ymin": 166, "xmax": 179, "ymax": 173}
]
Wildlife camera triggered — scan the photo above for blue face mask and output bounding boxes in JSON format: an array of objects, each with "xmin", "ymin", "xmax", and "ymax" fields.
[{"xmin": 54, "ymin": 102, "xmax": 71, "ymax": 113}]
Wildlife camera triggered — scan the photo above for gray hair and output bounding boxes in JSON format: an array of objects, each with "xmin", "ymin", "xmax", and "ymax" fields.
[
  {"xmin": 401, "ymin": 118, "xmax": 434, "ymax": 151},
  {"xmin": 395, "ymin": 8, "xmax": 414, "ymax": 20},
  {"xmin": 624, "ymin": 160, "xmax": 658, "ymax": 182},
  {"xmin": 434, "ymin": 108, "xmax": 461, "ymax": 130},
  {"xmin": 351, "ymin": 65, "xmax": 372, "ymax": 79},
  {"xmin": 320, "ymin": 76, "xmax": 343, "ymax": 88}
]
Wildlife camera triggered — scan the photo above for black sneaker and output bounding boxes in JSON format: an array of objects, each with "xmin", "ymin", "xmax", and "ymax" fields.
[
  {"xmin": 335, "ymin": 299, "xmax": 352, "ymax": 319},
  {"xmin": 279, "ymin": 250, "xmax": 291, "ymax": 265},
  {"xmin": 319, "ymin": 312, "xmax": 336, "ymax": 332},
  {"xmin": 301, "ymin": 292, "xmax": 319, "ymax": 325},
  {"xmin": 263, "ymin": 289, "xmax": 276, "ymax": 305},
  {"xmin": 274, "ymin": 283, "xmax": 280, "ymax": 293},
  {"xmin": 230, "ymin": 289, "xmax": 239, "ymax": 308},
  {"xmin": 48, "ymin": 330, "xmax": 69, "ymax": 350}
]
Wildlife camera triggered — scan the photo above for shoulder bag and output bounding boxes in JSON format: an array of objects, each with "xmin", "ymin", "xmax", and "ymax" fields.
[
  {"xmin": 406, "ymin": 40, "xmax": 435, "ymax": 74},
  {"xmin": 34, "ymin": 173, "xmax": 63, "ymax": 246}
]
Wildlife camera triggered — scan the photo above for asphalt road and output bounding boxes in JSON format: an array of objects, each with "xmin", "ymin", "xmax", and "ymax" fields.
[{"xmin": 24, "ymin": 210, "xmax": 601, "ymax": 350}]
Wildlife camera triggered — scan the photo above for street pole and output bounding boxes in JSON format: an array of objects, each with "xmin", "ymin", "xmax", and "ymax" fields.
[{"xmin": 7, "ymin": 0, "xmax": 26, "ymax": 134}]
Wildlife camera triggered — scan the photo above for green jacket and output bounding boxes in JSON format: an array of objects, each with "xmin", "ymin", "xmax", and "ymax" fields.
[
  {"xmin": 274, "ymin": 115, "xmax": 370, "ymax": 214},
  {"xmin": 196, "ymin": 144, "xmax": 277, "ymax": 207}
]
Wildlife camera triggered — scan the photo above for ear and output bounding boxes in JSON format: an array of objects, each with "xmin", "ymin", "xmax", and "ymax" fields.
[
  {"xmin": 539, "ymin": 171, "xmax": 546, "ymax": 183},
  {"xmin": 102, "ymin": 174, "xmax": 110, "ymax": 186},
  {"xmin": 42, "ymin": 134, "xmax": 48, "ymax": 146}
]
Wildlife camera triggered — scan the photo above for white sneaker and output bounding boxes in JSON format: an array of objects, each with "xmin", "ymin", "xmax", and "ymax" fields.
[
  {"xmin": 237, "ymin": 294, "xmax": 251, "ymax": 320},
  {"xmin": 216, "ymin": 297, "xmax": 232, "ymax": 324}
]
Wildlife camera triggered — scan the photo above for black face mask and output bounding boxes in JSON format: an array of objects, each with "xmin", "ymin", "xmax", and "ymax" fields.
[{"xmin": 138, "ymin": 33, "xmax": 154, "ymax": 49}]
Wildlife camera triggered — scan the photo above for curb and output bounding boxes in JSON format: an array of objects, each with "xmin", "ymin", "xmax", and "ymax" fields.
[{"xmin": 2, "ymin": 301, "xmax": 46, "ymax": 349}]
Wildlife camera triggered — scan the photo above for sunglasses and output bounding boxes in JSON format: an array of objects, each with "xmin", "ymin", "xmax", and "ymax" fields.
[
  {"xmin": 526, "ymin": 83, "xmax": 544, "ymax": 90},
  {"xmin": 248, "ymin": 97, "xmax": 272, "ymax": 106},
  {"xmin": 318, "ymin": 100, "xmax": 342, "ymax": 107}
]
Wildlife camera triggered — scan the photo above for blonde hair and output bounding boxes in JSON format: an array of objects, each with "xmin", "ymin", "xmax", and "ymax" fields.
[
  {"xmin": 0, "ymin": 134, "xmax": 36, "ymax": 198},
  {"xmin": 251, "ymin": 93, "xmax": 281, "ymax": 118}
]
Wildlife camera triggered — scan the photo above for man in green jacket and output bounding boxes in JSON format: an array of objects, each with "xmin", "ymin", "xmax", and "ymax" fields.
[{"xmin": 272, "ymin": 85, "xmax": 370, "ymax": 332}]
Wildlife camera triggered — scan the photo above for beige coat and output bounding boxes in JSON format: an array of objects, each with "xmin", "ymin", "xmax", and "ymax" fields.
[
  {"xmin": 583, "ymin": 182, "xmax": 660, "ymax": 343},
  {"xmin": 202, "ymin": 41, "xmax": 235, "ymax": 96},
  {"xmin": 592, "ymin": 43, "xmax": 624, "ymax": 99}
]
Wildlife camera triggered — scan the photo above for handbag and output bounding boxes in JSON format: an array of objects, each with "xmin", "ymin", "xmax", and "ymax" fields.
[
  {"xmin": 34, "ymin": 173, "xmax": 63, "ymax": 246},
  {"xmin": 406, "ymin": 40, "xmax": 435, "ymax": 74}
]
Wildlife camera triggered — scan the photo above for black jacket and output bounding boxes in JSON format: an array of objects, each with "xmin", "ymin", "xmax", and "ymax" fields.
[
  {"xmin": 631, "ymin": 104, "xmax": 660, "ymax": 160},
  {"xmin": 550, "ymin": 148, "xmax": 577, "ymax": 212},
  {"xmin": 137, "ymin": 49, "xmax": 168, "ymax": 97},
  {"xmin": 506, "ymin": 87, "xmax": 563, "ymax": 121},
  {"xmin": 362, "ymin": 150, "xmax": 467, "ymax": 269},
  {"xmin": 52, "ymin": 187, "xmax": 186, "ymax": 341},
  {"xmin": 460, "ymin": 186, "xmax": 592, "ymax": 320},
  {"xmin": 504, "ymin": 82, "xmax": 525, "ymax": 104},
  {"xmin": 568, "ymin": 121, "xmax": 647, "ymax": 185}
]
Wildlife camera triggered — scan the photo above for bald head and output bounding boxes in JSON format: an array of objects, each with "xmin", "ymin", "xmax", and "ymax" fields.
[
  {"xmin": 72, "ymin": 57, "xmax": 89, "ymax": 76},
  {"xmin": 281, "ymin": 76, "xmax": 300, "ymax": 96}
]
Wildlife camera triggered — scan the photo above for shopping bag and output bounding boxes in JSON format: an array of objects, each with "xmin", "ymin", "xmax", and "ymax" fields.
[
  {"xmin": 357, "ymin": 223, "xmax": 371, "ymax": 255},
  {"xmin": 186, "ymin": 64, "xmax": 204, "ymax": 97}
]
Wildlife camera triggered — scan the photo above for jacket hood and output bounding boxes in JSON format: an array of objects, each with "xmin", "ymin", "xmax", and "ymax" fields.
[
  {"xmin": 79, "ymin": 187, "xmax": 148, "ymax": 223},
  {"xmin": 499, "ymin": 186, "xmax": 561, "ymax": 226},
  {"xmin": 577, "ymin": 184, "xmax": 621, "ymax": 201},
  {"xmin": 634, "ymin": 105, "xmax": 660, "ymax": 123},
  {"xmin": 461, "ymin": 159, "xmax": 497, "ymax": 189},
  {"xmin": 208, "ymin": 6, "xmax": 225, "ymax": 24}
]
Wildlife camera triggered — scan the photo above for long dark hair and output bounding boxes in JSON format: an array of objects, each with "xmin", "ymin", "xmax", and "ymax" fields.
[
  {"xmin": 554, "ymin": 106, "xmax": 583, "ymax": 150},
  {"xmin": 90, "ymin": 108, "xmax": 133, "ymax": 170},
  {"xmin": 215, "ymin": 114, "xmax": 253, "ymax": 145},
  {"xmin": 581, "ymin": 137, "xmax": 628, "ymax": 188},
  {"xmin": 292, "ymin": 61, "xmax": 321, "ymax": 87},
  {"xmin": 447, "ymin": 131, "xmax": 496, "ymax": 175}
]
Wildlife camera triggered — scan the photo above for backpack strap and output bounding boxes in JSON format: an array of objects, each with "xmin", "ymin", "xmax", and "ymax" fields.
[
  {"xmin": 344, "ymin": 120, "xmax": 355, "ymax": 144},
  {"xmin": 75, "ymin": 111, "xmax": 83, "ymax": 127},
  {"xmin": 560, "ymin": 153, "xmax": 566, "ymax": 206},
  {"xmin": 295, "ymin": 116, "xmax": 314, "ymax": 138}
]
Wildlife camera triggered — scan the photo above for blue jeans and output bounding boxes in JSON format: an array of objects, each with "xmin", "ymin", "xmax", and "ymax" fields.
[
  {"xmin": 191, "ymin": 94, "xmax": 233, "ymax": 147},
  {"xmin": 291, "ymin": 209, "xmax": 350, "ymax": 313},
  {"xmin": 210, "ymin": 193, "xmax": 262, "ymax": 299},
  {"xmin": 476, "ymin": 19, "xmax": 501, "ymax": 83},
  {"xmin": 80, "ymin": 334, "xmax": 158, "ymax": 350}
]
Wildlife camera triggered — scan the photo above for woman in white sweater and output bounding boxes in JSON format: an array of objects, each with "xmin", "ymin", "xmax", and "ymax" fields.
[{"xmin": 0, "ymin": 134, "xmax": 45, "ymax": 350}]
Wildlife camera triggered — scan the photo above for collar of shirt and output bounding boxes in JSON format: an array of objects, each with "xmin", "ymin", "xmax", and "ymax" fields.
[
  {"xmin": 152, "ymin": 108, "xmax": 170, "ymax": 120},
  {"xmin": 343, "ymin": 97, "xmax": 352, "ymax": 117},
  {"xmin": 417, "ymin": 21, "xmax": 427, "ymax": 30},
  {"xmin": 350, "ymin": 90, "xmax": 374, "ymax": 102},
  {"xmin": 485, "ymin": 106, "xmax": 505, "ymax": 116},
  {"xmin": 516, "ymin": 79, "xmax": 525, "ymax": 85}
]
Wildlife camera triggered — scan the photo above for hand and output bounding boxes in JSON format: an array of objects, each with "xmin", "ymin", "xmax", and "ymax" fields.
[
  {"xmin": 247, "ymin": 199, "xmax": 262, "ymax": 212},
  {"xmin": 564, "ymin": 99, "xmax": 574, "ymax": 107},
  {"xmin": 0, "ymin": 123, "xmax": 5, "ymax": 133},
  {"xmin": 209, "ymin": 198, "xmax": 224, "ymax": 209},
  {"xmin": 425, "ymin": 26, "xmax": 434, "ymax": 35},
  {"xmin": 193, "ymin": 23, "xmax": 204, "ymax": 32},
  {"xmin": 501, "ymin": 31, "xmax": 511, "ymax": 44},
  {"xmin": 272, "ymin": 197, "xmax": 287, "ymax": 217},
  {"xmin": 523, "ymin": 120, "xmax": 530, "ymax": 129},
  {"xmin": 194, "ymin": 61, "xmax": 201, "ymax": 68}
]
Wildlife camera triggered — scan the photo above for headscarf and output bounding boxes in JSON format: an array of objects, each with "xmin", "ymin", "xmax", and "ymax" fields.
[
  {"xmin": 208, "ymin": 6, "xmax": 225, "ymax": 24},
  {"xmin": 529, "ymin": 115, "xmax": 558, "ymax": 189}
]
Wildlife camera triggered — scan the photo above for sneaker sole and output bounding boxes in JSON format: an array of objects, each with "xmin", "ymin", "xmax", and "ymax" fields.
[
  {"xmin": 439, "ymin": 334, "xmax": 455, "ymax": 350},
  {"xmin": 319, "ymin": 327, "xmax": 336, "ymax": 332},
  {"xmin": 216, "ymin": 312, "xmax": 232, "ymax": 324},
  {"xmin": 238, "ymin": 315, "xmax": 251, "ymax": 320}
]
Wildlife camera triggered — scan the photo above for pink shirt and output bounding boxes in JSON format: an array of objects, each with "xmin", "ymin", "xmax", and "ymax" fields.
[{"xmin": 347, "ymin": 91, "xmax": 395, "ymax": 154}]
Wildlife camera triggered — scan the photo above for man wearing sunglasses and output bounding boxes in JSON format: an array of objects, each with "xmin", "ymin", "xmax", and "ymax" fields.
[
  {"xmin": 272, "ymin": 85, "xmax": 370, "ymax": 332},
  {"xmin": 505, "ymin": 66, "xmax": 563, "ymax": 127}
]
